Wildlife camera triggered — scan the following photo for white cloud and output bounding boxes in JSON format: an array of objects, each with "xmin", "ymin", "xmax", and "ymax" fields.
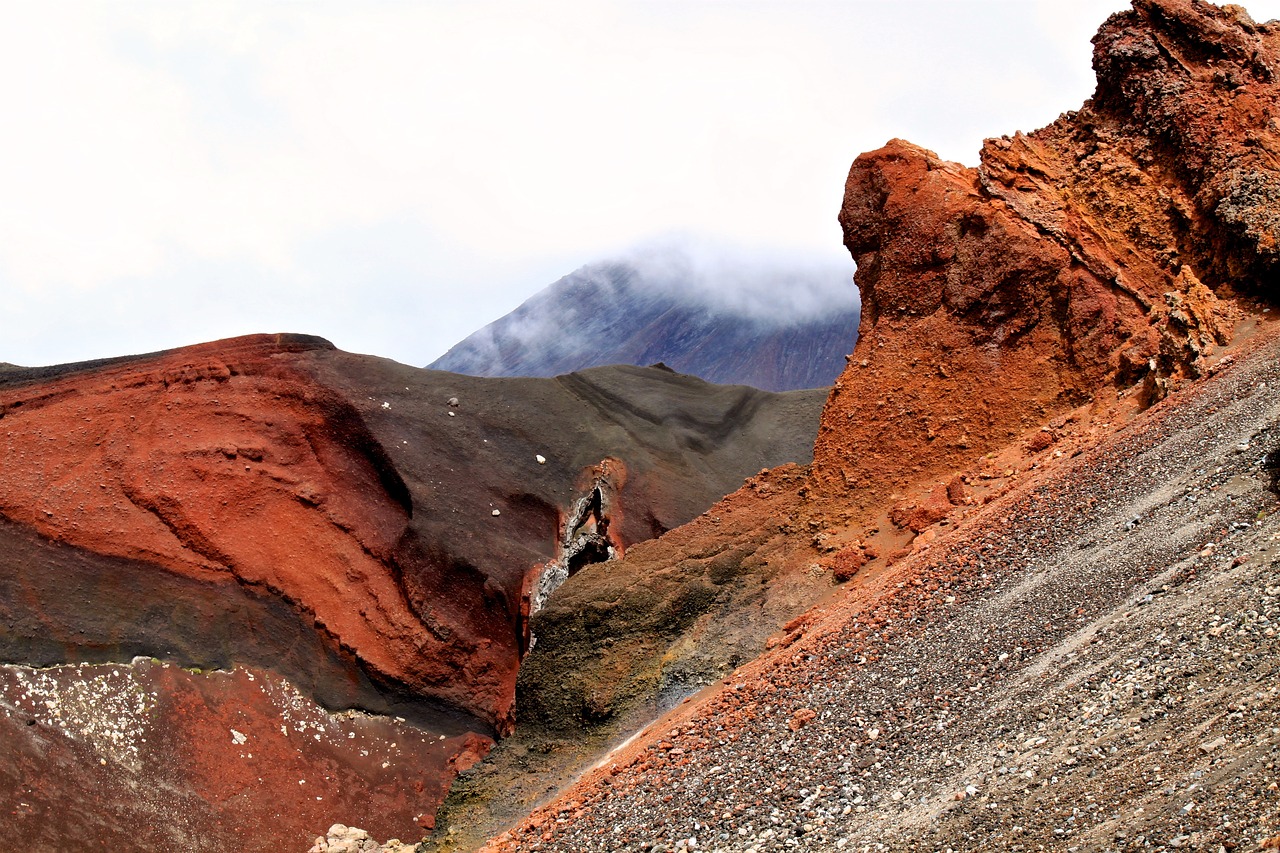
[
  {"xmin": 1, "ymin": 0, "xmax": 1274, "ymax": 367},
  {"xmin": 620, "ymin": 234, "xmax": 856, "ymax": 322}
]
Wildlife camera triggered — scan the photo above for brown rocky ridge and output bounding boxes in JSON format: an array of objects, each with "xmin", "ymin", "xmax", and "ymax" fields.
[
  {"xmin": 0, "ymin": 334, "xmax": 828, "ymax": 850},
  {"xmin": 399, "ymin": 1, "xmax": 1280, "ymax": 850}
]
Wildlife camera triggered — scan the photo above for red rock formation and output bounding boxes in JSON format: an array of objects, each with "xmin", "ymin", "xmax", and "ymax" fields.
[
  {"xmin": 448, "ymin": 5, "xmax": 1280, "ymax": 843},
  {"xmin": 471, "ymin": 6, "xmax": 1280, "ymax": 846},
  {"xmin": 816, "ymin": 0, "xmax": 1277, "ymax": 505},
  {"xmin": 0, "ymin": 335, "xmax": 519, "ymax": 733},
  {"xmin": 0, "ymin": 333, "xmax": 828, "ymax": 847}
]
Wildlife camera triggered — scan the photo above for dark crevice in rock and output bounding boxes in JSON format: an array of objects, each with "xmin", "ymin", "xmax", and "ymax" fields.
[
  {"xmin": 563, "ymin": 486, "xmax": 614, "ymax": 577},
  {"xmin": 528, "ymin": 462, "xmax": 623, "ymax": 619}
]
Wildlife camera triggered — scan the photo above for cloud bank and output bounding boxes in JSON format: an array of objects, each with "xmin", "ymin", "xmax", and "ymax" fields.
[
  {"xmin": 6, "ymin": 2, "xmax": 1274, "ymax": 367},
  {"xmin": 617, "ymin": 235, "xmax": 857, "ymax": 324}
]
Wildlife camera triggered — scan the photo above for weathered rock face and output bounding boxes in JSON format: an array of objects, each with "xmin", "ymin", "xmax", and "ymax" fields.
[
  {"xmin": 0, "ymin": 335, "xmax": 511, "ymax": 732},
  {"xmin": 0, "ymin": 334, "xmax": 828, "ymax": 849},
  {"xmin": 817, "ymin": 0, "xmax": 1278, "ymax": 501}
]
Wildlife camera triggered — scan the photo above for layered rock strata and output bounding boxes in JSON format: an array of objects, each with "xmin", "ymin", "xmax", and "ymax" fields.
[{"xmin": 0, "ymin": 334, "xmax": 827, "ymax": 849}]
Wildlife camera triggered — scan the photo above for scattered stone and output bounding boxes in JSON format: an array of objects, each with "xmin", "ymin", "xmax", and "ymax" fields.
[
  {"xmin": 788, "ymin": 708, "xmax": 817, "ymax": 732},
  {"xmin": 308, "ymin": 824, "xmax": 370, "ymax": 853},
  {"xmin": 1026, "ymin": 431, "xmax": 1056, "ymax": 453},
  {"xmin": 829, "ymin": 546, "xmax": 868, "ymax": 582},
  {"xmin": 1199, "ymin": 736, "xmax": 1227, "ymax": 754},
  {"xmin": 308, "ymin": 824, "xmax": 422, "ymax": 853}
]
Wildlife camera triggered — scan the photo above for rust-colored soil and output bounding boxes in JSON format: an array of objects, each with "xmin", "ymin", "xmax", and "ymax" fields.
[{"xmin": 0, "ymin": 659, "xmax": 485, "ymax": 850}]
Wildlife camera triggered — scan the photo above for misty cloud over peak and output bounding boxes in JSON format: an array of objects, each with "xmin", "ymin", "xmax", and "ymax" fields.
[
  {"xmin": 616, "ymin": 235, "xmax": 858, "ymax": 324},
  {"xmin": 429, "ymin": 237, "xmax": 861, "ymax": 391}
]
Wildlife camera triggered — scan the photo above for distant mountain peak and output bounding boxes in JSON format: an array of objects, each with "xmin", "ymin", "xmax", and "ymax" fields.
[{"xmin": 430, "ymin": 244, "xmax": 860, "ymax": 392}]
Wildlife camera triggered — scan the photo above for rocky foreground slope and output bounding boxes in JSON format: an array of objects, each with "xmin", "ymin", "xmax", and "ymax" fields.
[
  {"xmin": 490, "ymin": 282, "xmax": 1280, "ymax": 853},
  {"xmin": 425, "ymin": 0, "xmax": 1280, "ymax": 849},
  {"xmin": 0, "ymin": 336, "xmax": 827, "ymax": 849}
]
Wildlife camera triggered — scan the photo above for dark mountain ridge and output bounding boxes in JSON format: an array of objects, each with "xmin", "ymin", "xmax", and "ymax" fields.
[{"xmin": 430, "ymin": 256, "xmax": 860, "ymax": 392}]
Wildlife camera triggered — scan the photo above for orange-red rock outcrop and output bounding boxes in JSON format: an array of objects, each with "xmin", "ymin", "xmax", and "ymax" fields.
[{"xmin": 817, "ymin": 0, "xmax": 1277, "ymax": 504}]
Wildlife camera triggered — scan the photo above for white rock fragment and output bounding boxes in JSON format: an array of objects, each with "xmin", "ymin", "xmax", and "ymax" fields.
[
  {"xmin": 381, "ymin": 401, "xmax": 390, "ymax": 409},
  {"xmin": 308, "ymin": 823, "xmax": 377, "ymax": 853},
  {"xmin": 1199, "ymin": 735, "xmax": 1227, "ymax": 753},
  {"xmin": 492, "ymin": 509, "xmax": 501, "ymax": 516},
  {"xmin": 230, "ymin": 728, "xmax": 247, "ymax": 745},
  {"xmin": 536, "ymin": 454, "xmax": 547, "ymax": 464}
]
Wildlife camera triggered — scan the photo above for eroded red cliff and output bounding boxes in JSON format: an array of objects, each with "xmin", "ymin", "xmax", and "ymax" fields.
[
  {"xmin": 817, "ymin": 0, "xmax": 1278, "ymax": 502},
  {"xmin": 0, "ymin": 335, "xmax": 518, "ymax": 732}
]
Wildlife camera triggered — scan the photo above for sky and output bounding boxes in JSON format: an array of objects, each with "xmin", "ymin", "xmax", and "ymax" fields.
[{"xmin": 2, "ymin": 0, "xmax": 1277, "ymax": 369}]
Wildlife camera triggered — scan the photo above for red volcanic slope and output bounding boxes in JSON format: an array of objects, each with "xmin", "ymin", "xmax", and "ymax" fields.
[
  {"xmin": 0, "ymin": 335, "xmax": 510, "ymax": 728},
  {"xmin": 0, "ymin": 333, "xmax": 827, "ymax": 849},
  {"xmin": 0, "ymin": 660, "xmax": 487, "ymax": 848}
]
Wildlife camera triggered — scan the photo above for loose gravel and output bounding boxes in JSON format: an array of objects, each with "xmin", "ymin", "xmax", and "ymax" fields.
[{"xmin": 489, "ymin": 341, "xmax": 1280, "ymax": 852}]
